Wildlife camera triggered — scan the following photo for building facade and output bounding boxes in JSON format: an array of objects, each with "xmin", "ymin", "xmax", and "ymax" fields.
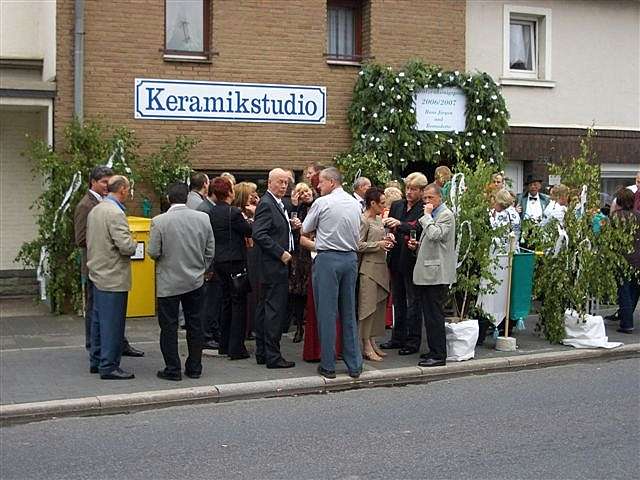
[
  {"xmin": 0, "ymin": 0, "xmax": 55, "ymax": 291},
  {"xmin": 466, "ymin": 0, "xmax": 640, "ymax": 194}
]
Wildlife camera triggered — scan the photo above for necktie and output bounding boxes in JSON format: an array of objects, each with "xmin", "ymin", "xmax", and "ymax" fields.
[{"xmin": 529, "ymin": 197, "xmax": 537, "ymax": 202}]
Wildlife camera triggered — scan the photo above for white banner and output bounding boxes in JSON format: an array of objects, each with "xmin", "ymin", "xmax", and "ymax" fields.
[
  {"xmin": 413, "ymin": 87, "xmax": 466, "ymax": 132},
  {"xmin": 135, "ymin": 78, "xmax": 326, "ymax": 124}
]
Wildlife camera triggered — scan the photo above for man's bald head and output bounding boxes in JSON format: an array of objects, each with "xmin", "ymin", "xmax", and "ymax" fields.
[
  {"xmin": 268, "ymin": 168, "xmax": 290, "ymax": 199},
  {"xmin": 107, "ymin": 175, "xmax": 130, "ymax": 203}
]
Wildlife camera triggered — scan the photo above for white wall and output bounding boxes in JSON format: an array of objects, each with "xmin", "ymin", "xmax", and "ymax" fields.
[
  {"xmin": 466, "ymin": 0, "xmax": 640, "ymax": 130},
  {"xmin": 0, "ymin": 0, "xmax": 56, "ymax": 81}
]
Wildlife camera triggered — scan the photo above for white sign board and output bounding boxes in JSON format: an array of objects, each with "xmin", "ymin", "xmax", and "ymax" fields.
[
  {"xmin": 135, "ymin": 78, "xmax": 326, "ymax": 124},
  {"xmin": 548, "ymin": 175, "xmax": 561, "ymax": 186},
  {"xmin": 413, "ymin": 87, "xmax": 467, "ymax": 132}
]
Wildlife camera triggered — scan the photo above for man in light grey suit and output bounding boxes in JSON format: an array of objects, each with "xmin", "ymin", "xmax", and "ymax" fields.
[
  {"xmin": 408, "ymin": 183, "xmax": 457, "ymax": 367},
  {"xmin": 149, "ymin": 183, "xmax": 215, "ymax": 381}
]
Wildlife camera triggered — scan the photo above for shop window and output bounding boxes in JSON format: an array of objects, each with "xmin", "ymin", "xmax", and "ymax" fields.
[
  {"xmin": 326, "ymin": 0, "xmax": 362, "ymax": 64},
  {"xmin": 502, "ymin": 5, "xmax": 553, "ymax": 87},
  {"xmin": 164, "ymin": 0, "xmax": 210, "ymax": 60}
]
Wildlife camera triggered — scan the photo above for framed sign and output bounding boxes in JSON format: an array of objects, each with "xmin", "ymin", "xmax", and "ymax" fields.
[
  {"xmin": 413, "ymin": 87, "xmax": 467, "ymax": 132},
  {"xmin": 135, "ymin": 79, "xmax": 326, "ymax": 124},
  {"xmin": 131, "ymin": 242, "xmax": 145, "ymax": 260}
]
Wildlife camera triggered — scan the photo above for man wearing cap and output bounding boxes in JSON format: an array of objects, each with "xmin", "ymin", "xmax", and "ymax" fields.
[{"xmin": 517, "ymin": 176, "xmax": 550, "ymax": 221}]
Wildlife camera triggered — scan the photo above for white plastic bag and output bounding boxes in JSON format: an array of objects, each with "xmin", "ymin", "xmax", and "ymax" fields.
[
  {"xmin": 445, "ymin": 319, "xmax": 479, "ymax": 361},
  {"xmin": 562, "ymin": 309, "xmax": 622, "ymax": 349}
]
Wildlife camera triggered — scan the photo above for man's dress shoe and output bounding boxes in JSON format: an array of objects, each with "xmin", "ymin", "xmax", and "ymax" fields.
[
  {"xmin": 157, "ymin": 370, "xmax": 182, "ymax": 381},
  {"xmin": 122, "ymin": 345, "xmax": 145, "ymax": 357},
  {"xmin": 184, "ymin": 370, "xmax": 201, "ymax": 379},
  {"xmin": 418, "ymin": 358, "xmax": 446, "ymax": 367},
  {"xmin": 317, "ymin": 366, "xmax": 336, "ymax": 379},
  {"xmin": 202, "ymin": 340, "xmax": 220, "ymax": 350},
  {"xmin": 90, "ymin": 366, "xmax": 99, "ymax": 374},
  {"xmin": 398, "ymin": 347, "xmax": 418, "ymax": 356},
  {"xmin": 379, "ymin": 341, "xmax": 403, "ymax": 350},
  {"xmin": 267, "ymin": 359, "xmax": 295, "ymax": 369},
  {"xmin": 255, "ymin": 356, "xmax": 266, "ymax": 365},
  {"xmin": 100, "ymin": 368, "xmax": 135, "ymax": 380},
  {"xmin": 228, "ymin": 352, "xmax": 250, "ymax": 360}
]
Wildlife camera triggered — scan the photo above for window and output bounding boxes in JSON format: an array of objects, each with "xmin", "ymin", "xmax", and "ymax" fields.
[
  {"xmin": 502, "ymin": 5, "xmax": 553, "ymax": 87},
  {"xmin": 165, "ymin": 0, "xmax": 210, "ymax": 59},
  {"xmin": 326, "ymin": 0, "xmax": 362, "ymax": 63}
]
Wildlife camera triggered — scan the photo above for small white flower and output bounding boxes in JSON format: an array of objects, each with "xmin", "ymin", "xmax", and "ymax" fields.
[
  {"xmin": 475, "ymin": 99, "xmax": 480, "ymax": 104},
  {"xmin": 403, "ymin": 142, "xmax": 408, "ymax": 147},
  {"xmin": 491, "ymin": 95, "xmax": 497, "ymax": 100},
  {"xmin": 467, "ymin": 132, "xmax": 472, "ymax": 137},
  {"xmin": 501, "ymin": 151, "xmax": 504, "ymax": 155},
  {"xmin": 436, "ymin": 150, "xmax": 441, "ymax": 155},
  {"xmin": 481, "ymin": 129, "xmax": 486, "ymax": 134},
  {"xmin": 484, "ymin": 83, "xmax": 489, "ymax": 88},
  {"xmin": 400, "ymin": 158, "xmax": 405, "ymax": 162},
  {"xmin": 417, "ymin": 140, "xmax": 421, "ymax": 146},
  {"xmin": 395, "ymin": 77, "xmax": 400, "ymax": 84},
  {"xmin": 390, "ymin": 108, "xmax": 395, "ymax": 113},
  {"xmin": 361, "ymin": 134, "xmax": 366, "ymax": 139},
  {"xmin": 470, "ymin": 154, "xmax": 475, "ymax": 159},
  {"xmin": 388, "ymin": 153, "xmax": 393, "ymax": 157},
  {"xmin": 373, "ymin": 113, "xmax": 378, "ymax": 118},
  {"xmin": 467, "ymin": 77, "xmax": 472, "ymax": 81},
  {"xmin": 481, "ymin": 144, "xmax": 486, "ymax": 150},
  {"xmin": 378, "ymin": 85, "xmax": 384, "ymax": 91},
  {"xmin": 435, "ymin": 134, "xmax": 439, "ymax": 139},
  {"xmin": 370, "ymin": 136, "xmax": 375, "ymax": 141},
  {"xmin": 491, "ymin": 132, "xmax": 496, "ymax": 137},
  {"xmin": 465, "ymin": 141, "xmax": 470, "ymax": 146},
  {"xmin": 409, "ymin": 85, "xmax": 414, "ymax": 91},
  {"xmin": 399, "ymin": 72, "xmax": 405, "ymax": 77},
  {"xmin": 375, "ymin": 137, "xmax": 380, "ymax": 142},
  {"xmin": 411, "ymin": 79, "xmax": 415, "ymax": 83},
  {"xmin": 409, "ymin": 108, "xmax": 415, "ymax": 114},
  {"xmin": 447, "ymin": 138, "xmax": 453, "ymax": 144},
  {"xmin": 500, "ymin": 110, "xmax": 504, "ymax": 114},
  {"xmin": 390, "ymin": 129, "xmax": 395, "ymax": 134},
  {"xmin": 494, "ymin": 109, "xmax": 499, "ymax": 113},
  {"xmin": 359, "ymin": 71, "xmax": 364, "ymax": 76},
  {"xmin": 399, "ymin": 109, "xmax": 403, "ymax": 113},
  {"xmin": 381, "ymin": 102, "xmax": 386, "ymax": 107},
  {"xmin": 437, "ymin": 83, "xmax": 442, "ymax": 88},
  {"xmin": 454, "ymin": 130, "xmax": 459, "ymax": 135},
  {"xmin": 476, "ymin": 115, "xmax": 483, "ymax": 121},
  {"xmin": 361, "ymin": 106, "xmax": 366, "ymax": 112},
  {"xmin": 387, "ymin": 66, "xmax": 392, "ymax": 71},
  {"xmin": 396, "ymin": 94, "xmax": 401, "ymax": 100},
  {"xmin": 490, "ymin": 157, "xmax": 495, "ymax": 162},
  {"xmin": 369, "ymin": 82, "xmax": 374, "ymax": 87},
  {"xmin": 487, "ymin": 118, "xmax": 491, "ymax": 122},
  {"xmin": 449, "ymin": 76, "xmax": 454, "ymax": 81},
  {"xmin": 383, "ymin": 126, "xmax": 388, "ymax": 131},
  {"xmin": 454, "ymin": 70, "xmax": 460, "ymax": 76}
]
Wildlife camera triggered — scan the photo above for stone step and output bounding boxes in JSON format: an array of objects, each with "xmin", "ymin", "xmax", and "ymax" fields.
[{"xmin": 0, "ymin": 270, "xmax": 39, "ymax": 298}]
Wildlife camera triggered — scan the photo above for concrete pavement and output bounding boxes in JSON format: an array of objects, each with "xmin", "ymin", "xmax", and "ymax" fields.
[{"xmin": 1, "ymin": 298, "xmax": 638, "ymax": 423}]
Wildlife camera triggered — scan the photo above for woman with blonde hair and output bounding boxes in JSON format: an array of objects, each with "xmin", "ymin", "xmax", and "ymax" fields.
[
  {"xmin": 233, "ymin": 182, "xmax": 258, "ymax": 219},
  {"xmin": 383, "ymin": 186, "xmax": 403, "ymax": 218},
  {"xmin": 435, "ymin": 165, "xmax": 453, "ymax": 202}
]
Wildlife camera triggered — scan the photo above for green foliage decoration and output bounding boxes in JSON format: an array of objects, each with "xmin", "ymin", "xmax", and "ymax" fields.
[
  {"xmin": 347, "ymin": 60, "xmax": 510, "ymax": 177},
  {"xmin": 17, "ymin": 119, "xmax": 198, "ymax": 313},
  {"xmin": 334, "ymin": 152, "xmax": 391, "ymax": 193},
  {"xmin": 523, "ymin": 133, "xmax": 635, "ymax": 343},
  {"xmin": 449, "ymin": 160, "xmax": 505, "ymax": 319}
]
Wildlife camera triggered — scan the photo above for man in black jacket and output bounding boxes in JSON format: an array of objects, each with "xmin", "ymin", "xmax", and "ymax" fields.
[
  {"xmin": 252, "ymin": 168, "xmax": 300, "ymax": 369},
  {"xmin": 380, "ymin": 172, "xmax": 428, "ymax": 355}
]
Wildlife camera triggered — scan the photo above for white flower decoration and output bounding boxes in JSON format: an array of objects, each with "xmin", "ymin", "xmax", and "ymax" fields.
[
  {"xmin": 447, "ymin": 138, "xmax": 453, "ymax": 144},
  {"xmin": 399, "ymin": 72, "xmax": 405, "ymax": 77},
  {"xmin": 399, "ymin": 109, "xmax": 403, "ymax": 113},
  {"xmin": 481, "ymin": 144, "xmax": 486, "ymax": 150},
  {"xmin": 361, "ymin": 107, "xmax": 366, "ymax": 112},
  {"xmin": 475, "ymin": 99, "xmax": 480, "ymax": 104},
  {"xmin": 359, "ymin": 71, "xmax": 364, "ymax": 76},
  {"xmin": 381, "ymin": 102, "xmax": 386, "ymax": 106},
  {"xmin": 491, "ymin": 95, "xmax": 497, "ymax": 100},
  {"xmin": 370, "ymin": 136, "xmax": 375, "ymax": 141},
  {"xmin": 435, "ymin": 134, "xmax": 439, "ymax": 139},
  {"xmin": 403, "ymin": 142, "xmax": 408, "ymax": 147},
  {"xmin": 390, "ymin": 129, "xmax": 395, "ymax": 133},
  {"xmin": 373, "ymin": 113, "xmax": 378, "ymax": 118},
  {"xmin": 490, "ymin": 157, "xmax": 495, "ymax": 162},
  {"xmin": 368, "ymin": 83, "xmax": 374, "ymax": 87},
  {"xmin": 491, "ymin": 132, "xmax": 497, "ymax": 137},
  {"xmin": 395, "ymin": 78, "xmax": 400, "ymax": 84},
  {"xmin": 409, "ymin": 108, "xmax": 414, "ymax": 114},
  {"xmin": 387, "ymin": 153, "xmax": 393, "ymax": 157},
  {"xmin": 437, "ymin": 83, "xmax": 442, "ymax": 88},
  {"xmin": 396, "ymin": 94, "xmax": 401, "ymax": 100},
  {"xmin": 437, "ymin": 72, "xmax": 442, "ymax": 77},
  {"xmin": 467, "ymin": 132, "xmax": 472, "ymax": 137},
  {"xmin": 487, "ymin": 118, "xmax": 491, "ymax": 122},
  {"xmin": 378, "ymin": 85, "xmax": 384, "ymax": 91},
  {"xmin": 390, "ymin": 108, "xmax": 395, "ymax": 113},
  {"xmin": 436, "ymin": 150, "xmax": 440, "ymax": 155},
  {"xmin": 484, "ymin": 83, "xmax": 489, "ymax": 88},
  {"xmin": 383, "ymin": 126, "xmax": 388, "ymax": 131},
  {"xmin": 494, "ymin": 109, "xmax": 499, "ymax": 113},
  {"xmin": 449, "ymin": 76, "xmax": 454, "ymax": 81},
  {"xmin": 470, "ymin": 154, "xmax": 475, "ymax": 159},
  {"xmin": 400, "ymin": 158, "xmax": 405, "ymax": 162},
  {"xmin": 476, "ymin": 115, "xmax": 483, "ymax": 121},
  {"xmin": 375, "ymin": 137, "xmax": 380, "ymax": 142},
  {"xmin": 465, "ymin": 141, "xmax": 470, "ymax": 146},
  {"xmin": 455, "ymin": 70, "xmax": 460, "ymax": 76},
  {"xmin": 361, "ymin": 134, "xmax": 366, "ymax": 139},
  {"xmin": 417, "ymin": 140, "xmax": 422, "ymax": 146},
  {"xmin": 481, "ymin": 129, "xmax": 486, "ymax": 134},
  {"xmin": 411, "ymin": 79, "xmax": 415, "ymax": 83}
]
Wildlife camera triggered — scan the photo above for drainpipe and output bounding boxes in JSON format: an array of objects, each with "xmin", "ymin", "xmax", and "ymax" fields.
[{"xmin": 74, "ymin": 0, "xmax": 84, "ymax": 123}]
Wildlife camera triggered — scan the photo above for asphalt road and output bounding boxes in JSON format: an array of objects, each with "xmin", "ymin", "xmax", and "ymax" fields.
[{"xmin": 1, "ymin": 358, "xmax": 638, "ymax": 480}]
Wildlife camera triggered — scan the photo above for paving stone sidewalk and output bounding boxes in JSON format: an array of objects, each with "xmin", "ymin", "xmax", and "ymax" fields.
[{"xmin": 1, "ymin": 299, "xmax": 638, "ymax": 405}]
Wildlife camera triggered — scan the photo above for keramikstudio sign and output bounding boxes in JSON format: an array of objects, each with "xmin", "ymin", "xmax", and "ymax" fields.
[
  {"xmin": 413, "ymin": 87, "xmax": 466, "ymax": 132},
  {"xmin": 134, "ymin": 78, "xmax": 326, "ymax": 124}
]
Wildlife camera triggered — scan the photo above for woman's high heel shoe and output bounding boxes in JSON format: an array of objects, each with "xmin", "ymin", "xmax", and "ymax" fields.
[
  {"xmin": 363, "ymin": 350, "xmax": 383, "ymax": 362},
  {"xmin": 292, "ymin": 325, "xmax": 304, "ymax": 343}
]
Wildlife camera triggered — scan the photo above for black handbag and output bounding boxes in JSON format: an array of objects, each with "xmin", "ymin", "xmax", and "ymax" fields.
[{"xmin": 230, "ymin": 269, "xmax": 251, "ymax": 295}]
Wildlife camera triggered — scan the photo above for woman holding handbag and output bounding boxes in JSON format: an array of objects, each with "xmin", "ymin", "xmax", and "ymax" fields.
[{"xmin": 209, "ymin": 177, "xmax": 253, "ymax": 360}]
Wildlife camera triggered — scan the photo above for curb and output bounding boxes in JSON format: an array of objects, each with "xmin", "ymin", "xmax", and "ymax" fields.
[{"xmin": 2, "ymin": 343, "xmax": 638, "ymax": 425}]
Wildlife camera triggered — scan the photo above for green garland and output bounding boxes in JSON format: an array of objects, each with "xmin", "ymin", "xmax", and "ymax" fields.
[{"xmin": 348, "ymin": 60, "xmax": 510, "ymax": 175}]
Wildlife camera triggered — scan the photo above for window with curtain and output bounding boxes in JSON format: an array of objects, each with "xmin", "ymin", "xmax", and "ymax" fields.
[
  {"xmin": 509, "ymin": 19, "xmax": 536, "ymax": 71},
  {"xmin": 326, "ymin": 1, "xmax": 362, "ymax": 61},
  {"xmin": 165, "ymin": 0, "xmax": 210, "ymax": 57}
]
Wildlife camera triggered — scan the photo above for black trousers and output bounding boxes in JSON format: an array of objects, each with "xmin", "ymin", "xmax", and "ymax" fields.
[
  {"xmin": 157, "ymin": 286, "xmax": 204, "ymax": 375},
  {"xmin": 256, "ymin": 280, "xmax": 288, "ymax": 365},
  {"xmin": 214, "ymin": 261, "xmax": 248, "ymax": 356},
  {"xmin": 415, "ymin": 284, "xmax": 447, "ymax": 361},
  {"xmin": 390, "ymin": 270, "xmax": 420, "ymax": 348},
  {"xmin": 201, "ymin": 275, "xmax": 222, "ymax": 343}
]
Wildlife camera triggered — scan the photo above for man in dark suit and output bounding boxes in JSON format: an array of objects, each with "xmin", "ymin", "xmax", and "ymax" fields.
[
  {"xmin": 517, "ymin": 176, "xmax": 550, "ymax": 221},
  {"xmin": 73, "ymin": 165, "xmax": 143, "ymax": 357},
  {"xmin": 196, "ymin": 182, "xmax": 222, "ymax": 351},
  {"xmin": 149, "ymin": 183, "xmax": 215, "ymax": 380},
  {"xmin": 380, "ymin": 172, "xmax": 428, "ymax": 355},
  {"xmin": 252, "ymin": 168, "xmax": 300, "ymax": 369}
]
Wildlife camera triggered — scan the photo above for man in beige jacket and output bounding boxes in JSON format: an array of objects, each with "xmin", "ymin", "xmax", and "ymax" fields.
[
  {"xmin": 87, "ymin": 175, "xmax": 137, "ymax": 380},
  {"xmin": 409, "ymin": 183, "xmax": 457, "ymax": 367}
]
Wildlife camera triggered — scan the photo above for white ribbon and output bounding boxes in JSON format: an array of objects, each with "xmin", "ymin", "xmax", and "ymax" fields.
[
  {"xmin": 455, "ymin": 220, "xmax": 472, "ymax": 269},
  {"xmin": 571, "ymin": 238, "xmax": 592, "ymax": 281},
  {"xmin": 107, "ymin": 139, "xmax": 134, "ymax": 197},
  {"xmin": 449, "ymin": 172, "xmax": 466, "ymax": 215},
  {"xmin": 553, "ymin": 224, "xmax": 569, "ymax": 256},
  {"xmin": 574, "ymin": 184, "xmax": 588, "ymax": 218}
]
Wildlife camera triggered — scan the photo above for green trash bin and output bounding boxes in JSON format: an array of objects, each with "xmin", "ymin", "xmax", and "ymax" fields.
[{"xmin": 509, "ymin": 252, "xmax": 536, "ymax": 329}]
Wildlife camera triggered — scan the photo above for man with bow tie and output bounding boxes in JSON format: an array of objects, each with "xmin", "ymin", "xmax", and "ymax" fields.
[{"xmin": 517, "ymin": 176, "xmax": 550, "ymax": 221}]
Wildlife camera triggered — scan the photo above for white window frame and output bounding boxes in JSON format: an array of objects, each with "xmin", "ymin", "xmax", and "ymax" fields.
[{"xmin": 502, "ymin": 5, "xmax": 553, "ymax": 88}]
